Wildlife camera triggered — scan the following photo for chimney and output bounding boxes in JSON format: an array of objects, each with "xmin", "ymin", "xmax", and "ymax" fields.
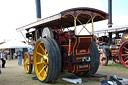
[
  {"xmin": 108, "ymin": 0, "xmax": 112, "ymax": 44},
  {"xmin": 108, "ymin": 0, "xmax": 112, "ymax": 27},
  {"xmin": 35, "ymin": 0, "xmax": 41, "ymax": 20}
]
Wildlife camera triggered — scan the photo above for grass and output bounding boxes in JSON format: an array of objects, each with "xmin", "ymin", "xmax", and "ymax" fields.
[
  {"xmin": 105, "ymin": 60, "xmax": 127, "ymax": 69},
  {"xmin": 1, "ymin": 59, "xmax": 128, "ymax": 85}
]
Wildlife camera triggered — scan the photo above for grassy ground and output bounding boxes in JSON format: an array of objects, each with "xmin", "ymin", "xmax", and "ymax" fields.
[{"xmin": 0, "ymin": 59, "xmax": 128, "ymax": 85}]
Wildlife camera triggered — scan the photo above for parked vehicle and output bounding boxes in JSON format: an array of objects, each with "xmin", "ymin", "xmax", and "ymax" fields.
[
  {"xmin": 95, "ymin": 25, "xmax": 128, "ymax": 68},
  {"xmin": 16, "ymin": 7, "xmax": 108, "ymax": 83}
]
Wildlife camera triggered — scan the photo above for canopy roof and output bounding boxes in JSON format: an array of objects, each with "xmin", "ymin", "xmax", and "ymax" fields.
[
  {"xmin": 0, "ymin": 40, "xmax": 32, "ymax": 49},
  {"xmin": 94, "ymin": 25, "xmax": 128, "ymax": 34},
  {"xmin": 16, "ymin": 7, "xmax": 108, "ymax": 31}
]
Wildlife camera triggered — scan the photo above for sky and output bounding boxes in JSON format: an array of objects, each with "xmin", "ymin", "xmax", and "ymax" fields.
[{"xmin": 0, "ymin": 0, "xmax": 128, "ymax": 42}]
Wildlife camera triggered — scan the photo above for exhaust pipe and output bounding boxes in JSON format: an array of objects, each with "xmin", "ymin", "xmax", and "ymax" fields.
[
  {"xmin": 108, "ymin": 0, "xmax": 112, "ymax": 44},
  {"xmin": 108, "ymin": 0, "xmax": 112, "ymax": 27},
  {"xmin": 35, "ymin": 0, "xmax": 41, "ymax": 20}
]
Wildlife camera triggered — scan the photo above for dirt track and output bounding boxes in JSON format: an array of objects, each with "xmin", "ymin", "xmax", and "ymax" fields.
[{"xmin": 0, "ymin": 59, "xmax": 128, "ymax": 85}]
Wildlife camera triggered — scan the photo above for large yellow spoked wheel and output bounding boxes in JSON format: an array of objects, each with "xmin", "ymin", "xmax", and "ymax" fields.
[
  {"xmin": 75, "ymin": 42, "xmax": 100, "ymax": 76},
  {"xmin": 34, "ymin": 38, "xmax": 61, "ymax": 83},
  {"xmin": 24, "ymin": 52, "xmax": 33, "ymax": 74}
]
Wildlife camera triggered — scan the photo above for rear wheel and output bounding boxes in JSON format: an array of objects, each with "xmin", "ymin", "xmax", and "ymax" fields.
[
  {"xmin": 99, "ymin": 51, "xmax": 108, "ymax": 66},
  {"xmin": 33, "ymin": 38, "xmax": 61, "ymax": 83},
  {"xmin": 42, "ymin": 27, "xmax": 54, "ymax": 38},
  {"xmin": 75, "ymin": 42, "xmax": 100, "ymax": 76},
  {"xmin": 119, "ymin": 40, "xmax": 128, "ymax": 68},
  {"xmin": 24, "ymin": 52, "xmax": 33, "ymax": 74}
]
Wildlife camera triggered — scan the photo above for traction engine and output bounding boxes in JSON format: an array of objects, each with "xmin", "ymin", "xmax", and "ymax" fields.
[
  {"xmin": 96, "ymin": 27, "xmax": 128, "ymax": 68},
  {"xmin": 17, "ymin": 7, "xmax": 108, "ymax": 83}
]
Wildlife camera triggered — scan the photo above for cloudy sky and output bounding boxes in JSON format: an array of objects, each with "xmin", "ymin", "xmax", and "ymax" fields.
[{"xmin": 0, "ymin": 0, "xmax": 127, "ymax": 42}]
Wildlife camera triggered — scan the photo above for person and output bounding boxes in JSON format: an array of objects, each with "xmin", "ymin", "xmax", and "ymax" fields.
[
  {"xmin": 28, "ymin": 48, "xmax": 33, "ymax": 53},
  {"xmin": 16, "ymin": 49, "xmax": 22, "ymax": 65},
  {"xmin": 1, "ymin": 51, "xmax": 6, "ymax": 68},
  {"xmin": 11, "ymin": 49, "xmax": 14, "ymax": 59},
  {"xmin": 0, "ymin": 51, "xmax": 2, "ymax": 73}
]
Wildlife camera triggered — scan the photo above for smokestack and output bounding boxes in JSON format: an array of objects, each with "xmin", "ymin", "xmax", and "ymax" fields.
[
  {"xmin": 108, "ymin": 0, "xmax": 112, "ymax": 44},
  {"xmin": 108, "ymin": 0, "xmax": 112, "ymax": 27},
  {"xmin": 35, "ymin": 0, "xmax": 41, "ymax": 20}
]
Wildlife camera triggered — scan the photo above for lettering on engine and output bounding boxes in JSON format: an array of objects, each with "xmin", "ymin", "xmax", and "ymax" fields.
[{"xmin": 79, "ymin": 65, "xmax": 89, "ymax": 68}]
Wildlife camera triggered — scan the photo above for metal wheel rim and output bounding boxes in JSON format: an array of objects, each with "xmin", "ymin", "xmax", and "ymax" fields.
[
  {"xmin": 99, "ymin": 52, "xmax": 107, "ymax": 66},
  {"xmin": 34, "ymin": 41, "xmax": 49, "ymax": 81},
  {"xmin": 119, "ymin": 41, "xmax": 128, "ymax": 68},
  {"xmin": 24, "ymin": 53, "xmax": 30, "ymax": 73}
]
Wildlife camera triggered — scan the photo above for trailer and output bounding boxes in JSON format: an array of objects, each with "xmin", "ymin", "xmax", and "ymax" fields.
[
  {"xmin": 95, "ymin": 25, "xmax": 128, "ymax": 68},
  {"xmin": 16, "ymin": 7, "xmax": 108, "ymax": 83}
]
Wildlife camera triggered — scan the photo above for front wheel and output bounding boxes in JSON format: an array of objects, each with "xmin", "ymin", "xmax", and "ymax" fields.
[
  {"xmin": 34, "ymin": 38, "xmax": 61, "ymax": 83},
  {"xmin": 75, "ymin": 42, "xmax": 100, "ymax": 76}
]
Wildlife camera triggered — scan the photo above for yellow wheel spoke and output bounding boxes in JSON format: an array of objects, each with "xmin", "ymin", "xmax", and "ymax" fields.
[
  {"xmin": 42, "ymin": 61, "xmax": 48, "ymax": 66},
  {"xmin": 26, "ymin": 66, "xmax": 29, "ymax": 70},
  {"xmin": 37, "ymin": 52, "xmax": 45, "ymax": 57},
  {"xmin": 24, "ymin": 61, "xmax": 29, "ymax": 65},
  {"xmin": 39, "ymin": 44, "xmax": 46, "ymax": 53},
  {"xmin": 43, "ymin": 67, "xmax": 48, "ymax": 78},
  {"xmin": 36, "ymin": 52, "xmax": 48, "ymax": 63},
  {"xmin": 44, "ymin": 49, "xmax": 47, "ymax": 54},
  {"xmin": 39, "ymin": 42, "xmax": 47, "ymax": 55},
  {"xmin": 36, "ymin": 62, "xmax": 43, "ymax": 65},
  {"xmin": 26, "ymin": 63, "xmax": 29, "ymax": 66},
  {"xmin": 38, "ymin": 65, "xmax": 46, "ymax": 76}
]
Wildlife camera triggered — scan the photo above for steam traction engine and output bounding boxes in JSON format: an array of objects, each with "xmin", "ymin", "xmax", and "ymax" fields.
[
  {"xmin": 16, "ymin": 7, "xmax": 108, "ymax": 83},
  {"xmin": 95, "ymin": 26, "xmax": 128, "ymax": 68}
]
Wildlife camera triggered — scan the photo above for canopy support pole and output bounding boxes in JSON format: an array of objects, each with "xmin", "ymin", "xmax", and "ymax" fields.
[
  {"xmin": 20, "ymin": 31, "xmax": 28, "ymax": 43},
  {"xmin": 92, "ymin": 18, "xmax": 94, "ymax": 35},
  {"xmin": 74, "ymin": 17, "xmax": 77, "ymax": 35}
]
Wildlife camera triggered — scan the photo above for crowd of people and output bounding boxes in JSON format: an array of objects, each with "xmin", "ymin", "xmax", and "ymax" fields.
[{"xmin": 0, "ymin": 48, "xmax": 33, "ymax": 69}]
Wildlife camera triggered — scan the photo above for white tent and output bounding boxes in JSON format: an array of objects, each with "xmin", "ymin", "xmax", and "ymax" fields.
[{"xmin": 0, "ymin": 40, "xmax": 32, "ymax": 49}]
